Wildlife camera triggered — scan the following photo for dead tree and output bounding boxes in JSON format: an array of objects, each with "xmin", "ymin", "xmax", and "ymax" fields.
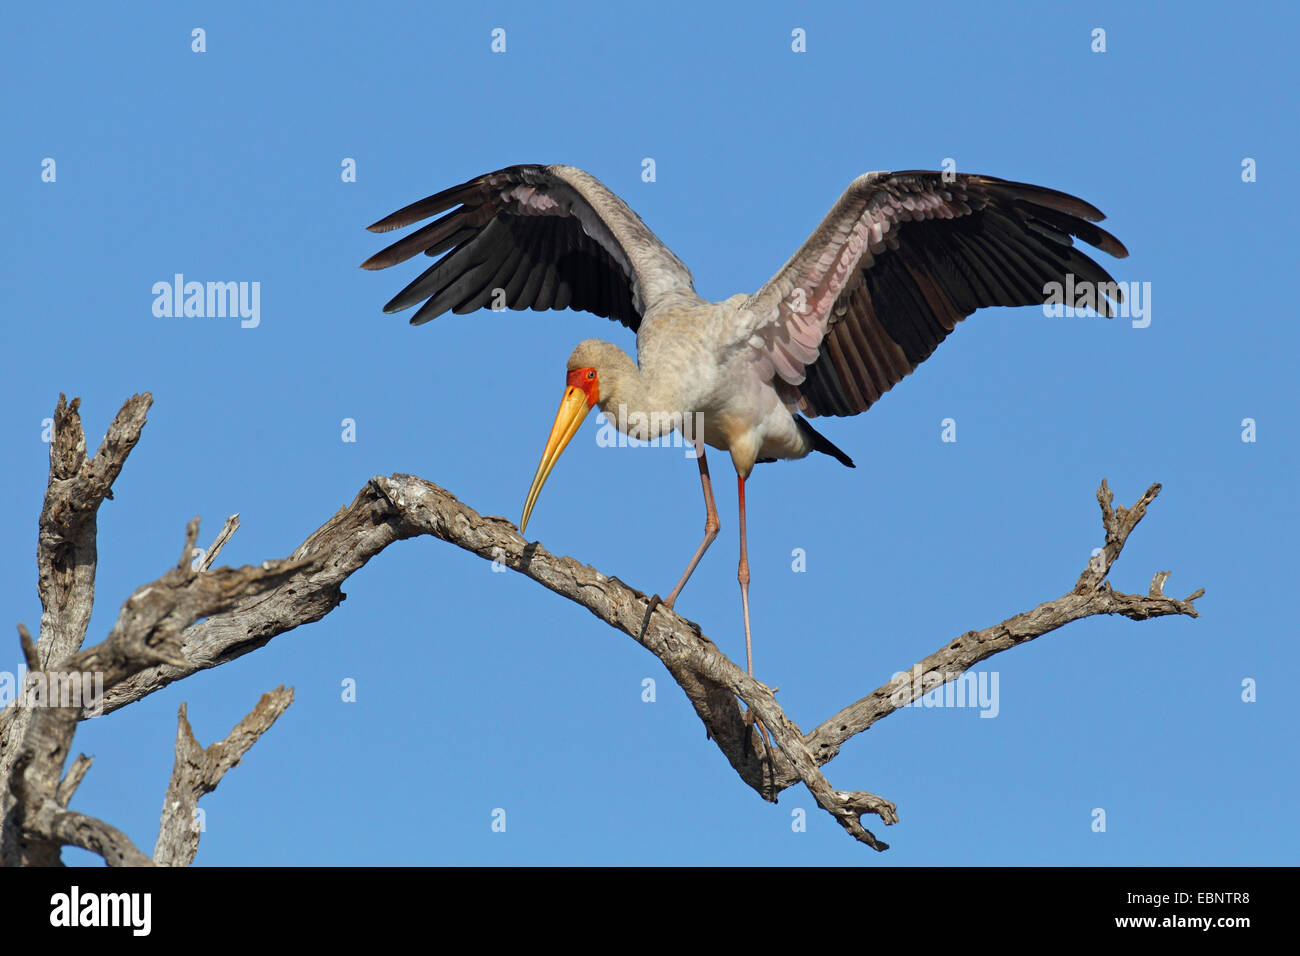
[{"xmin": 0, "ymin": 393, "xmax": 1203, "ymax": 863}]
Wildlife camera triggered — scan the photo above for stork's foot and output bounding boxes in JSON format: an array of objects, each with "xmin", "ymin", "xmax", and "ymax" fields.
[
  {"xmin": 637, "ymin": 594, "xmax": 664, "ymax": 642},
  {"xmin": 637, "ymin": 594, "xmax": 704, "ymax": 642}
]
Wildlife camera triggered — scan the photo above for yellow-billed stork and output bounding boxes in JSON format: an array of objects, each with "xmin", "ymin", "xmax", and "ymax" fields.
[{"xmin": 362, "ymin": 164, "xmax": 1127, "ymax": 680}]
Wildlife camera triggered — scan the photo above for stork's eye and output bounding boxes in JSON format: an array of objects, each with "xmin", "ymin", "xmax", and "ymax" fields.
[{"xmin": 586, "ymin": 370, "xmax": 595, "ymax": 380}]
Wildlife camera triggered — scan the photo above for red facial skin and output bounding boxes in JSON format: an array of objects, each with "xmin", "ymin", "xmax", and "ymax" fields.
[{"xmin": 566, "ymin": 367, "xmax": 600, "ymax": 408}]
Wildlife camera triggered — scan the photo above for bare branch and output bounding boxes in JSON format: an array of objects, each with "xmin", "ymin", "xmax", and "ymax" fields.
[
  {"xmin": 793, "ymin": 484, "xmax": 1202, "ymax": 777},
  {"xmin": 1073, "ymin": 479, "xmax": 1161, "ymax": 593},
  {"xmin": 87, "ymin": 472, "xmax": 1199, "ymax": 850},
  {"xmin": 1, "ymin": 394, "xmax": 1204, "ymax": 858},
  {"xmin": 195, "ymin": 514, "xmax": 240, "ymax": 571},
  {"xmin": 17, "ymin": 623, "xmax": 38, "ymax": 672},
  {"xmin": 93, "ymin": 475, "xmax": 805, "ymax": 795},
  {"xmin": 56, "ymin": 755, "xmax": 92, "ymax": 807},
  {"xmin": 1, "ymin": 393, "xmax": 152, "ymax": 865},
  {"xmin": 29, "ymin": 797, "xmax": 154, "ymax": 867},
  {"xmin": 37, "ymin": 392, "xmax": 153, "ymax": 667},
  {"xmin": 4, "ymin": 520, "xmax": 306, "ymax": 864},
  {"xmin": 154, "ymin": 687, "xmax": 293, "ymax": 866}
]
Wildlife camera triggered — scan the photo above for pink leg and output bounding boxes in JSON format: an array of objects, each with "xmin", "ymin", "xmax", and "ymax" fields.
[
  {"xmin": 638, "ymin": 440, "xmax": 720, "ymax": 641},
  {"xmin": 737, "ymin": 473, "xmax": 770, "ymax": 751},
  {"xmin": 738, "ymin": 473, "xmax": 754, "ymax": 676},
  {"xmin": 664, "ymin": 440, "xmax": 721, "ymax": 609}
]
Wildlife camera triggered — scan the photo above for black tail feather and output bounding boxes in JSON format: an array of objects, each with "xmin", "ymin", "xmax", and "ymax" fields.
[{"xmin": 796, "ymin": 416, "xmax": 855, "ymax": 468}]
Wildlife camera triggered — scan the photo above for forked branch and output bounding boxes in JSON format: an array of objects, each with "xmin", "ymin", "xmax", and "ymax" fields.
[{"xmin": 0, "ymin": 394, "xmax": 1203, "ymax": 861}]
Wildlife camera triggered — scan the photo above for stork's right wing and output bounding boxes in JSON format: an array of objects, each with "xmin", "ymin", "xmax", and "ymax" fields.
[
  {"xmin": 362, "ymin": 164, "xmax": 698, "ymax": 331},
  {"xmin": 735, "ymin": 171, "xmax": 1129, "ymax": 417}
]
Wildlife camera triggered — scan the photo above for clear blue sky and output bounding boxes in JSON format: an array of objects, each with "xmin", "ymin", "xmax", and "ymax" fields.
[{"xmin": 3, "ymin": 1, "xmax": 1295, "ymax": 865}]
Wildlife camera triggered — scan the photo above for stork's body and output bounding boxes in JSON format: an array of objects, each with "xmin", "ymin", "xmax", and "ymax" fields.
[
  {"xmin": 362, "ymin": 163, "xmax": 1128, "ymax": 683},
  {"xmin": 589, "ymin": 292, "xmax": 836, "ymax": 476}
]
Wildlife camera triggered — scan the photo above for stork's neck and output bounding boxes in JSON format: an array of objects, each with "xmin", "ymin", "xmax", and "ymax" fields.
[{"xmin": 592, "ymin": 343, "xmax": 679, "ymax": 442}]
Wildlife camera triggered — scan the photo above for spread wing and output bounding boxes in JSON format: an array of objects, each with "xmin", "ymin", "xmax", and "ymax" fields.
[
  {"xmin": 737, "ymin": 171, "xmax": 1129, "ymax": 417},
  {"xmin": 361, "ymin": 164, "xmax": 697, "ymax": 330}
]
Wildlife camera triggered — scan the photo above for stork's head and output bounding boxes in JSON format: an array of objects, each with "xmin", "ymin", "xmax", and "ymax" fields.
[{"xmin": 520, "ymin": 339, "xmax": 625, "ymax": 533}]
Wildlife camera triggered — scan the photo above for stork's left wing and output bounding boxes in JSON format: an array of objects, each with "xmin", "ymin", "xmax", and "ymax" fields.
[
  {"xmin": 735, "ymin": 171, "xmax": 1129, "ymax": 417},
  {"xmin": 361, "ymin": 164, "xmax": 697, "ymax": 330}
]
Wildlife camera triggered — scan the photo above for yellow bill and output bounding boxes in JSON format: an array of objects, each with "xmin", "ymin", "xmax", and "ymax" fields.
[{"xmin": 520, "ymin": 385, "xmax": 592, "ymax": 533}]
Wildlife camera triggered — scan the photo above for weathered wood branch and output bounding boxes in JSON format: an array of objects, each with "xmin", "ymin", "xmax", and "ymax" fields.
[
  {"xmin": 25, "ymin": 796, "xmax": 154, "ymax": 867},
  {"xmin": 1, "ymin": 396, "xmax": 153, "ymax": 800},
  {"xmin": 154, "ymin": 687, "xmax": 294, "ymax": 866},
  {"xmin": 194, "ymin": 513, "xmax": 240, "ymax": 572},
  {"xmin": 793, "ymin": 481, "xmax": 1204, "ymax": 778},
  {"xmin": 1, "ymin": 393, "xmax": 154, "ymax": 865},
  {"xmin": 55, "ymin": 754, "xmax": 92, "ymax": 808},
  {"xmin": 36, "ymin": 393, "xmax": 152, "ymax": 668},
  {"xmin": 4, "ymin": 521, "xmax": 305, "ymax": 864},
  {"xmin": 1, "ymin": 394, "xmax": 307, "ymax": 865},
  {"xmin": 88, "ymin": 474, "xmax": 1201, "ymax": 850},
  {"xmin": 1, "ymin": 394, "xmax": 1204, "ymax": 860}
]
